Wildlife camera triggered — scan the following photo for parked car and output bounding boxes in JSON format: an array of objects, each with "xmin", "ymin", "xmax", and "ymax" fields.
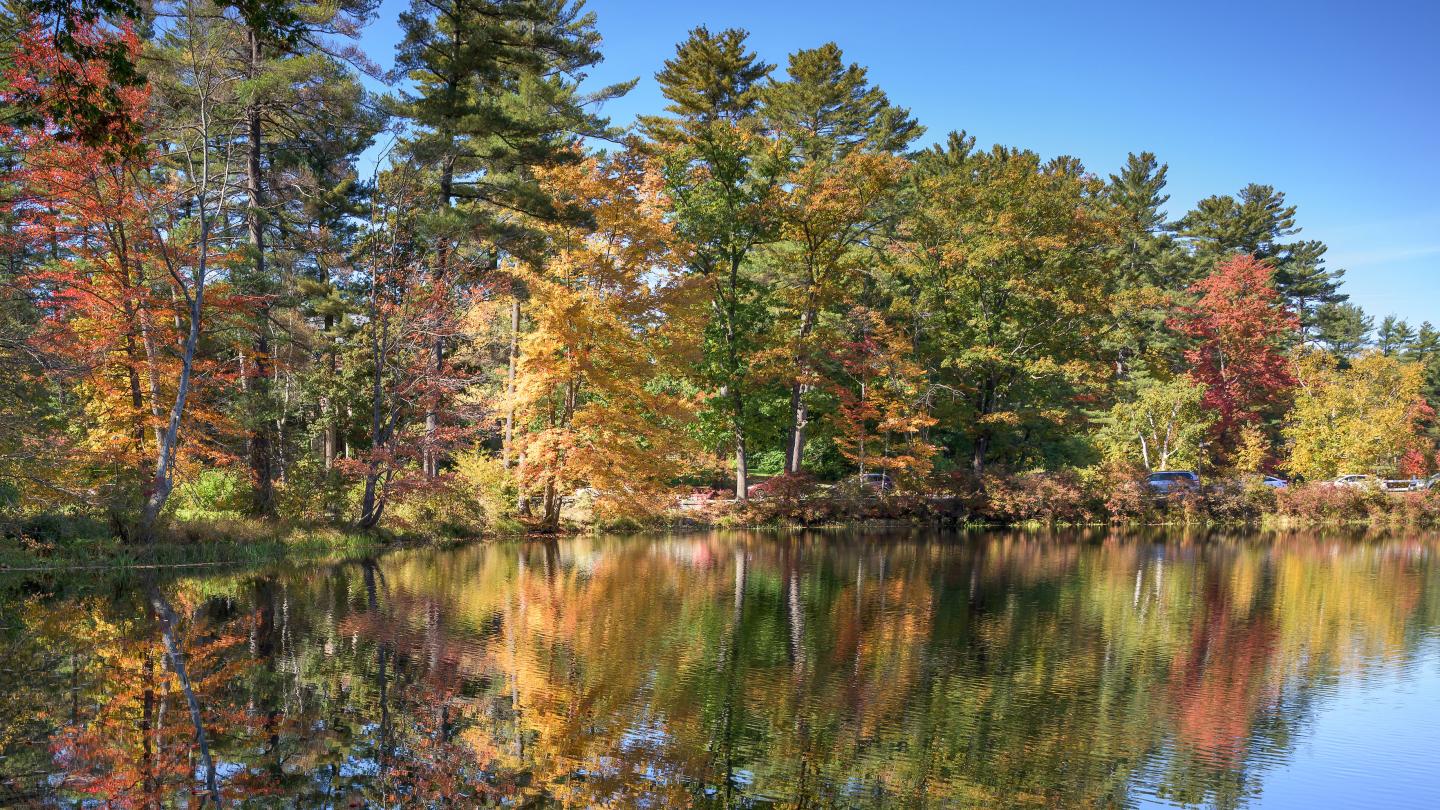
[
  {"xmin": 1332, "ymin": 474, "xmax": 1380, "ymax": 490},
  {"xmin": 1261, "ymin": 475, "xmax": 1288, "ymax": 489},
  {"xmin": 1147, "ymin": 470, "xmax": 1200, "ymax": 495},
  {"xmin": 1428, "ymin": 474, "xmax": 1440, "ymax": 491},
  {"xmin": 850, "ymin": 472, "xmax": 894, "ymax": 493},
  {"xmin": 1381, "ymin": 477, "xmax": 1425, "ymax": 492}
]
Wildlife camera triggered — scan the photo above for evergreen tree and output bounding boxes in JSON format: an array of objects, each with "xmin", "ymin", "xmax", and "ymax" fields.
[
  {"xmin": 208, "ymin": 0, "xmax": 379, "ymax": 516},
  {"xmin": 1377, "ymin": 315, "xmax": 1417, "ymax": 356},
  {"xmin": 1313, "ymin": 301, "xmax": 1373, "ymax": 359},
  {"xmin": 392, "ymin": 0, "xmax": 629, "ymax": 477},
  {"xmin": 760, "ymin": 43, "xmax": 919, "ymax": 474},
  {"xmin": 1177, "ymin": 183, "xmax": 1345, "ymax": 335},
  {"xmin": 641, "ymin": 26, "xmax": 780, "ymax": 498},
  {"xmin": 761, "ymin": 42, "xmax": 919, "ymax": 161},
  {"xmin": 1103, "ymin": 151, "xmax": 1189, "ymax": 384}
]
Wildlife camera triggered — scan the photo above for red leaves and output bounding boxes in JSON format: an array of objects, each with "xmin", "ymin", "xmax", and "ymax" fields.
[{"xmin": 1172, "ymin": 255, "xmax": 1298, "ymax": 458}]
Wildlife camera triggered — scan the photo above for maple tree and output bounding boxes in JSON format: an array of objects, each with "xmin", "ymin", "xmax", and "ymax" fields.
[
  {"xmin": 1171, "ymin": 254, "xmax": 1298, "ymax": 461},
  {"xmin": 824, "ymin": 307, "xmax": 935, "ymax": 480},
  {"xmin": 508, "ymin": 149, "xmax": 701, "ymax": 528}
]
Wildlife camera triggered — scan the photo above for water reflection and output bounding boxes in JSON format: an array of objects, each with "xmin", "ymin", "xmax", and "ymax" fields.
[{"xmin": 3, "ymin": 529, "xmax": 1440, "ymax": 807}]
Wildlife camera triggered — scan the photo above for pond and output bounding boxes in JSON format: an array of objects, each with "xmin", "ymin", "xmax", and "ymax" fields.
[{"xmin": 3, "ymin": 529, "xmax": 1440, "ymax": 808}]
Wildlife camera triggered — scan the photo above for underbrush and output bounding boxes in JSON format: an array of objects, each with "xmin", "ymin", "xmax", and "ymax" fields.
[
  {"xmin": 713, "ymin": 469, "xmax": 1440, "ymax": 530},
  {"xmin": 1272, "ymin": 484, "xmax": 1440, "ymax": 527}
]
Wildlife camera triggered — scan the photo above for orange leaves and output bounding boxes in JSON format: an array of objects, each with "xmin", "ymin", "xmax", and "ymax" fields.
[
  {"xmin": 511, "ymin": 150, "xmax": 702, "ymax": 520},
  {"xmin": 826, "ymin": 307, "xmax": 936, "ymax": 478}
]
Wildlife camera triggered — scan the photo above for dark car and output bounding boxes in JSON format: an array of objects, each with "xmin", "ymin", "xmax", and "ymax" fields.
[
  {"xmin": 1147, "ymin": 470, "xmax": 1200, "ymax": 495},
  {"xmin": 857, "ymin": 472, "xmax": 894, "ymax": 491}
]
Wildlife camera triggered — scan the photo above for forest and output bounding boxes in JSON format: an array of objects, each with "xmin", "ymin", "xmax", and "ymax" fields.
[{"xmin": 2, "ymin": 0, "xmax": 1438, "ymax": 544}]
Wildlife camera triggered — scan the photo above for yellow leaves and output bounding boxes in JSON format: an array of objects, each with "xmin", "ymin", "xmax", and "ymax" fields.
[
  {"xmin": 1283, "ymin": 350, "xmax": 1429, "ymax": 480},
  {"xmin": 511, "ymin": 150, "xmax": 702, "ymax": 515}
]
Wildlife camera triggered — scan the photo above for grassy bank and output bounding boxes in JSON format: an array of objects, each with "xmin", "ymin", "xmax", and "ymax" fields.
[
  {"xmin": 6, "ymin": 478, "xmax": 1438, "ymax": 573},
  {"xmin": 0, "ymin": 517, "xmax": 456, "ymax": 573}
]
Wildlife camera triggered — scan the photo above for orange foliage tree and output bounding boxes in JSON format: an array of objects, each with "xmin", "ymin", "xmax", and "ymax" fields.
[
  {"xmin": 1, "ymin": 21, "xmax": 241, "ymax": 528},
  {"xmin": 509, "ymin": 149, "xmax": 702, "ymax": 527}
]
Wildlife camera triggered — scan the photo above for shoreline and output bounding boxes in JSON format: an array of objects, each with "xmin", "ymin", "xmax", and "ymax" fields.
[{"xmin": 4, "ymin": 506, "xmax": 1435, "ymax": 575}]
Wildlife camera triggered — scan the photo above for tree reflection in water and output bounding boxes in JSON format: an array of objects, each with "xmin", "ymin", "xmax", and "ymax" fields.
[{"xmin": 2, "ymin": 529, "xmax": 1438, "ymax": 808}]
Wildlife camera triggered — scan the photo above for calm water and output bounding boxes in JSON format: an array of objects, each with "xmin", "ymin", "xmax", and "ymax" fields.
[{"xmin": 3, "ymin": 529, "xmax": 1440, "ymax": 808}]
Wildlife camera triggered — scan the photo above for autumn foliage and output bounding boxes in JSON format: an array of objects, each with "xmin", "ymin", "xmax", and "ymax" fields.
[{"xmin": 1172, "ymin": 255, "xmax": 1298, "ymax": 459}]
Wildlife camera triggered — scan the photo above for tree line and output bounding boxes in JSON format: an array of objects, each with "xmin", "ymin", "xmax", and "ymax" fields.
[{"xmin": 1, "ymin": 0, "xmax": 1436, "ymax": 537}]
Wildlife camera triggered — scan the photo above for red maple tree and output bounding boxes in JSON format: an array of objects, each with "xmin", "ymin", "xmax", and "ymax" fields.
[{"xmin": 1171, "ymin": 255, "xmax": 1298, "ymax": 458}]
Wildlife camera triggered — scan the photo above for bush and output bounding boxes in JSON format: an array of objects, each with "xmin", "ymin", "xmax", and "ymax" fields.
[
  {"xmin": 170, "ymin": 469, "xmax": 248, "ymax": 519},
  {"xmin": 1084, "ymin": 462, "xmax": 1151, "ymax": 523},
  {"xmin": 1274, "ymin": 482, "xmax": 1380, "ymax": 523},
  {"xmin": 738, "ymin": 473, "xmax": 821, "ymax": 524},
  {"xmin": 276, "ymin": 457, "xmax": 354, "ymax": 524},
  {"xmin": 1204, "ymin": 477, "xmax": 1277, "ymax": 523},
  {"xmin": 453, "ymin": 450, "xmax": 520, "ymax": 532},
  {"xmin": 980, "ymin": 470, "xmax": 1093, "ymax": 524},
  {"xmin": 386, "ymin": 481, "xmax": 487, "ymax": 538}
]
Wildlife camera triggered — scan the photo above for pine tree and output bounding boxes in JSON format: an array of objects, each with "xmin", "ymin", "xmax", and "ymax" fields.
[
  {"xmin": 1103, "ymin": 151, "xmax": 1189, "ymax": 385},
  {"xmin": 1377, "ymin": 315, "xmax": 1416, "ymax": 356},
  {"xmin": 761, "ymin": 42, "xmax": 919, "ymax": 161},
  {"xmin": 1177, "ymin": 183, "xmax": 1345, "ymax": 335},
  {"xmin": 760, "ymin": 43, "xmax": 919, "ymax": 474},
  {"xmin": 392, "ymin": 0, "xmax": 629, "ymax": 478},
  {"xmin": 1313, "ymin": 301, "xmax": 1373, "ymax": 359},
  {"xmin": 641, "ymin": 26, "xmax": 781, "ymax": 499}
]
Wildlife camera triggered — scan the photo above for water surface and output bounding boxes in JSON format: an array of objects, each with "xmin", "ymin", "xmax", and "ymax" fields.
[{"xmin": 3, "ymin": 529, "xmax": 1439, "ymax": 808}]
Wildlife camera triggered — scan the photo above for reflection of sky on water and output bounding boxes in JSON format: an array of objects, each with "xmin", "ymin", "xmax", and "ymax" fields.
[{"xmin": 1235, "ymin": 639, "xmax": 1440, "ymax": 809}]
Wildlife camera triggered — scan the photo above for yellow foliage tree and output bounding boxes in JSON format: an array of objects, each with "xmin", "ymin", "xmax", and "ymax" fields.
[
  {"xmin": 1284, "ymin": 350, "xmax": 1433, "ymax": 480},
  {"xmin": 511, "ymin": 149, "xmax": 702, "ymax": 527}
]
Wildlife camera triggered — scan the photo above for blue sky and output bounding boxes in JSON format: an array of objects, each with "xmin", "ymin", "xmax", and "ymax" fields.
[{"xmin": 362, "ymin": 0, "xmax": 1439, "ymax": 327}]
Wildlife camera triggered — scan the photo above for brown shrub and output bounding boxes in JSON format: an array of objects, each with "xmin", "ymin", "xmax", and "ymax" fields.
[{"xmin": 980, "ymin": 470, "xmax": 1094, "ymax": 524}]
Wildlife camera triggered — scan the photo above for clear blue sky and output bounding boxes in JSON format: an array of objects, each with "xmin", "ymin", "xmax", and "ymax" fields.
[{"xmin": 362, "ymin": 0, "xmax": 1440, "ymax": 327}]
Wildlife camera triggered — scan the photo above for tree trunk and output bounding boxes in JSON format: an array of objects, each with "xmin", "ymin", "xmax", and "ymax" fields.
[
  {"xmin": 245, "ymin": 25, "xmax": 276, "ymax": 517},
  {"xmin": 148, "ymin": 587, "xmax": 221, "ymax": 808},
  {"xmin": 732, "ymin": 388, "xmax": 748, "ymax": 500},
  {"xmin": 503, "ymin": 297, "xmax": 520, "ymax": 468},
  {"xmin": 424, "ymin": 158, "xmax": 455, "ymax": 479},
  {"xmin": 139, "ymin": 264, "xmax": 205, "ymax": 541},
  {"xmin": 785, "ymin": 306, "xmax": 816, "ymax": 474}
]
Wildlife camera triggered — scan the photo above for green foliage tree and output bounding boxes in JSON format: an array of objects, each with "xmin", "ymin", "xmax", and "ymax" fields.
[
  {"xmin": 1313, "ymin": 301, "xmax": 1373, "ymax": 359},
  {"xmin": 896, "ymin": 133, "xmax": 1119, "ymax": 475},
  {"xmin": 641, "ymin": 26, "xmax": 781, "ymax": 498},
  {"xmin": 1099, "ymin": 377, "xmax": 1214, "ymax": 471},
  {"xmin": 392, "ymin": 0, "xmax": 630, "ymax": 478}
]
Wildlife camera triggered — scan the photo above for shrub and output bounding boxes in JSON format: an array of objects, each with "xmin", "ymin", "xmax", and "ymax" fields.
[
  {"xmin": 1274, "ymin": 483, "xmax": 1379, "ymax": 523},
  {"xmin": 981, "ymin": 470, "xmax": 1093, "ymax": 524},
  {"xmin": 1083, "ymin": 462, "xmax": 1151, "ymax": 522},
  {"xmin": 1204, "ymin": 477, "xmax": 1277, "ymax": 523},
  {"xmin": 738, "ymin": 473, "xmax": 821, "ymax": 524},
  {"xmin": 386, "ymin": 480, "xmax": 487, "ymax": 537},
  {"xmin": 453, "ymin": 450, "xmax": 519, "ymax": 531},
  {"xmin": 170, "ymin": 469, "xmax": 247, "ymax": 519}
]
